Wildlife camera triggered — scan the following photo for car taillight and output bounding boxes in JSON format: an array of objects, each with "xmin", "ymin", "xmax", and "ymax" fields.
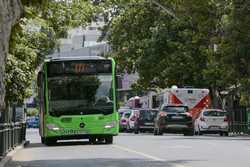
[
  {"xmin": 121, "ymin": 119, "xmax": 126, "ymax": 123},
  {"xmin": 185, "ymin": 112, "xmax": 192, "ymax": 117},
  {"xmin": 200, "ymin": 117, "xmax": 205, "ymax": 122},
  {"xmin": 130, "ymin": 116, "xmax": 136, "ymax": 121},
  {"xmin": 224, "ymin": 116, "xmax": 228, "ymax": 122},
  {"xmin": 159, "ymin": 112, "xmax": 167, "ymax": 117}
]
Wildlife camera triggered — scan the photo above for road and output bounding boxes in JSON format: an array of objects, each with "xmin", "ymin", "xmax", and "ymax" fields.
[{"xmin": 6, "ymin": 129, "xmax": 250, "ymax": 167}]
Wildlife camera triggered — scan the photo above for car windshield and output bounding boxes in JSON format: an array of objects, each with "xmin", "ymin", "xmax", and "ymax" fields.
[
  {"xmin": 123, "ymin": 112, "xmax": 131, "ymax": 118},
  {"xmin": 162, "ymin": 106, "xmax": 188, "ymax": 113},
  {"xmin": 48, "ymin": 74, "xmax": 113, "ymax": 116},
  {"xmin": 203, "ymin": 111, "xmax": 227, "ymax": 117},
  {"xmin": 139, "ymin": 110, "xmax": 157, "ymax": 121}
]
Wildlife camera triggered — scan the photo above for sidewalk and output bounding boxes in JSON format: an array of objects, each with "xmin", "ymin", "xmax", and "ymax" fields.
[{"xmin": 0, "ymin": 141, "xmax": 29, "ymax": 167}]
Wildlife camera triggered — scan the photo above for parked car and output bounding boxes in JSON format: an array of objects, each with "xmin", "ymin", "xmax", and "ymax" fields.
[
  {"xmin": 118, "ymin": 106, "xmax": 131, "ymax": 116},
  {"xmin": 194, "ymin": 109, "xmax": 228, "ymax": 136},
  {"xmin": 134, "ymin": 109, "xmax": 158, "ymax": 134},
  {"xmin": 26, "ymin": 116, "xmax": 39, "ymax": 128},
  {"xmin": 154, "ymin": 104, "xmax": 193, "ymax": 136},
  {"xmin": 127, "ymin": 109, "xmax": 140, "ymax": 132},
  {"xmin": 119, "ymin": 110, "xmax": 132, "ymax": 132}
]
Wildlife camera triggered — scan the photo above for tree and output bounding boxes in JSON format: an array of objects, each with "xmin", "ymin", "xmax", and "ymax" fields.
[
  {"xmin": 0, "ymin": 0, "xmax": 23, "ymax": 119},
  {"xmin": 224, "ymin": 0, "xmax": 250, "ymax": 106},
  {"xmin": 5, "ymin": 0, "xmax": 98, "ymax": 105},
  {"xmin": 1, "ymin": 0, "xmax": 99, "ymax": 122},
  {"xmin": 102, "ymin": 0, "xmax": 235, "ymax": 107}
]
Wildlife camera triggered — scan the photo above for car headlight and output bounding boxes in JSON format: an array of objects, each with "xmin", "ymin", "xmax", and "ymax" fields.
[
  {"xmin": 46, "ymin": 124, "xmax": 60, "ymax": 131},
  {"xmin": 104, "ymin": 121, "xmax": 116, "ymax": 129}
]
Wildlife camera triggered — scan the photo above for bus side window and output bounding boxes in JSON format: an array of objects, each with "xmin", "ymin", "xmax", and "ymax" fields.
[{"xmin": 37, "ymin": 71, "xmax": 45, "ymax": 113}]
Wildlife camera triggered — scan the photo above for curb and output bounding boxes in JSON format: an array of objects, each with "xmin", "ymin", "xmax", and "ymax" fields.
[{"xmin": 0, "ymin": 141, "xmax": 30, "ymax": 167}]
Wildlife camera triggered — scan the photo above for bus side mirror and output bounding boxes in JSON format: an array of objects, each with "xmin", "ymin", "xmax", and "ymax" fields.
[
  {"xmin": 116, "ymin": 75, "xmax": 122, "ymax": 89},
  {"xmin": 37, "ymin": 71, "xmax": 44, "ymax": 87}
]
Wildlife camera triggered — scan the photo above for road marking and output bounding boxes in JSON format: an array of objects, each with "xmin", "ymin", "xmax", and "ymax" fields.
[
  {"xmin": 113, "ymin": 145, "xmax": 165, "ymax": 161},
  {"xmin": 167, "ymin": 145, "xmax": 192, "ymax": 149},
  {"xmin": 113, "ymin": 145, "xmax": 192, "ymax": 167},
  {"xmin": 170, "ymin": 164, "xmax": 191, "ymax": 167}
]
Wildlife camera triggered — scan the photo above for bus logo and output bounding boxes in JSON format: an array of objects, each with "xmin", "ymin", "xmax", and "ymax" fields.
[{"xmin": 79, "ymin": 123, "xmax": 85, "ymax": 128}]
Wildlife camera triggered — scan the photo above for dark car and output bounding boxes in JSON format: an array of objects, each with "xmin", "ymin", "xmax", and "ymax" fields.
[
  {"xmin": 154, "ymin": 105, "xmax": 193, "ymax": 136},
  {"xmin": 26, "ymin": 116, "xmax": 39, "ymax": 128},
  {"xmin": 134, "ymin": 109, "xmax": 158, "ymax": 134}
]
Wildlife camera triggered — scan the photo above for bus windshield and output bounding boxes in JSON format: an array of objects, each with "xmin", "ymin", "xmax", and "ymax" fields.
[{"xmin": 48, "ymin": 74, "xmax": 113, "ymax": 116}]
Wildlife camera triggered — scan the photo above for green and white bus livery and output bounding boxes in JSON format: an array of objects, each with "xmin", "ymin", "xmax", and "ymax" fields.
[{"xmin": 37, "ymin": 56, "xmax": 119, "ymax": 145}]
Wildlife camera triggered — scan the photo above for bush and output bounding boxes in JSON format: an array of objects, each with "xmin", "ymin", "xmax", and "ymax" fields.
[{"xmin": 26, "ymin": 107, "xmax": 39, "ymax": 117}]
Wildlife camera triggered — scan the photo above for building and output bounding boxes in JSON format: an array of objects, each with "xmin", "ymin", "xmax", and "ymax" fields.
[{"xmin": 52, "ymin": 15, "xmax": 108, "ymax": 57}]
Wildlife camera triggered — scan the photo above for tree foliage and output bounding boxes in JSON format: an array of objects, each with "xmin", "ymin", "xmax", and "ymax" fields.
[
  {"xmin": 5, "ymin": 0, "xmax": 99, "ymax": 104},
  {"xmin": 102, "ymin": 0, "xmax": 250, "ymax": 105},
  {"xmin": 105, "ymin": 1, "xmax": 230, "ymax": 89}
]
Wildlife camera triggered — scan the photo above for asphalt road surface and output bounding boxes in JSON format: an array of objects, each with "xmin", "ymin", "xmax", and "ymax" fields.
[{"xmin": 6, "ymin": 129, "xmax": 250, "ymax": 167}]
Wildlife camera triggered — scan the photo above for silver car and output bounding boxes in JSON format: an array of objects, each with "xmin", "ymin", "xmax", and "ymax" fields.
[{"xmin": 194, "ymin": 109, "xmax": 228, "ymax": 136}]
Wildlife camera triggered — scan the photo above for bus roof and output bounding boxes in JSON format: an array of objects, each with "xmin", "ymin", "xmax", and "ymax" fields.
[{"xmin": 45, "ymin": 56, "xmax": 109, "ymax": 62}]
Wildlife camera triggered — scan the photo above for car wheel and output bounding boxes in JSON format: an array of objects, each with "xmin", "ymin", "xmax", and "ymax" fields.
[
  {"xmin": 158, "ymin": 128, "xmax": 163, "ymax": 135},
  {"xmin": 105, "ymin": 136, "xmax": 113, "ymax": 144},
  {"xmin": 194, "ymin": 129, "xmax": 198, "ymax": 135},
  {"xmin": 134, "ymin": 128, "xmax": 139, "ymax": 134},
  {"xmin": 153, "ymin": 128, "xmax": 158, "ymax": 136},
  {"xmin": 198, "ymin": 128, "xmax": 203, "ymax": 136},
  {"xmin": 184, "ymin": 131, "xmax": 194, "ymax": 136},
  {"xmin": 126, "ymin": 124, "xmax": 130, "ymax": 133},
  {"xmin": 220, "ymin": 132, "xmax": 228, "ymax": 136}
]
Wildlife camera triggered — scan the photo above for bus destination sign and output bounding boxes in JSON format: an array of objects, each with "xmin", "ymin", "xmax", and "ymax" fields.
[{"xmin": 48, "ymin": 60, "xmax": 112, "ymax": 77}]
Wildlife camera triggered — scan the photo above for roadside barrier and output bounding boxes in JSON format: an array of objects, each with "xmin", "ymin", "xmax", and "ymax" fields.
[
  {"xmin": 227, "ymin": 106, "xmax": 250, "ymax": 135},
  {"xmin": 0, "ymin": 122, "xmax": 26, "ymax": 159}
]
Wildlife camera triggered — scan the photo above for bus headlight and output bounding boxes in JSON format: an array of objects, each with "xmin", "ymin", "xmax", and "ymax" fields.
[
  {"xmin": 46, "ymin": 124, "xmax": 60, "ymax": 131},
  {"xmin": 104, "ymin": 122, "xmax": 116, "ymax": 129}
]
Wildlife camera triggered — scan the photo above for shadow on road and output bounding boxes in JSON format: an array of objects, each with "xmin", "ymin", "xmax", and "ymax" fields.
[
  {"xmin": 26, "ymin": 140, "xmax": 111, "ymax": 148},
  {"xmin": 7, "ymin": 158, "xmax": 201, "ymax": 167},
  {"xmin": 157, "ymin": 136, "xmax": 250, "ymax": 141}
]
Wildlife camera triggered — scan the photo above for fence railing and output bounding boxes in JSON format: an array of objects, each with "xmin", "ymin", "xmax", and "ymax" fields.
[
  {"xmin": 227, "ymin": 106, "xmax": 250, "ymax": 135},
  {"xmin": 229, "ymin": 121, "xmax": 249, "ymax": 135},
  {"xmin": 0, "ymin": 122, "xmax": 26, "ymax": 159}
]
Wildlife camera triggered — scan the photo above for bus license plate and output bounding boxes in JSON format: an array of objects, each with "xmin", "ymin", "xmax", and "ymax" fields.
[{"xmin": 62, "ymin": 129, "xmax": 86, "ymax": 135}]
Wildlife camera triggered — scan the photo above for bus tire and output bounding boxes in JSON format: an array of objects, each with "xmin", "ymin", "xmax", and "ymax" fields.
[
  {"xmin": 105, "ymin": 136, "xmax": 113, "ymax": 144},
  {"xmin": 41, "ymin": 137, "xmax": 45, "ymax": 144},
  {"xmin": 89, "ymin": 137, "xmax": 97, "ymax": 144},
  {"xmin": 44, "ymin": 138, "xmax": 56, "ymax": 146}
]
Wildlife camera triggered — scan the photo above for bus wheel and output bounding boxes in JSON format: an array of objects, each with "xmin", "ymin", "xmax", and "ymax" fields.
[
  {"xmin": 89, "ymin": 137, "xmax": 97, "ymax": 144},
  {"xmin": 41, "ymin": 137, "xmax": 45, "ymax": 144},
  {"xmin": 44, "ymin": 138, "xmax": 56, "ymax": 146},
  {"xmin": 105, "ymin": 136, "xmax": 113, "ymax": 144}
]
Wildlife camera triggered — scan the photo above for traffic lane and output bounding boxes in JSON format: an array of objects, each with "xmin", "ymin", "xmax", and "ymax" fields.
[
  {"xmin": 6, "ymin": 130, "xmax": 181, "ymax": 167},
  {"xmin": 116, "ymin": 133, "xmax": 250, "ymax": 167},
  {"xmin": 7, "ymin": 130, "xmax": 250, "ymax": 167},
  {"xmin": 7, "ymin": 142, "xmax": 196, "ymax": 167},
  {"xmin": 8, "ymin": 159, "xmax": 194, "ymax": 167}
]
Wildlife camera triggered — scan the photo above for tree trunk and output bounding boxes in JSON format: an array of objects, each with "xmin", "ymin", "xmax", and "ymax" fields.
[{"xmin": 0, "ymin": 0, "xmax": 23, "ymax": 119}]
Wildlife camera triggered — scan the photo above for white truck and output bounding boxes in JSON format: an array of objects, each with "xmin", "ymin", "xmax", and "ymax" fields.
[{"xmin": 153, "ymin": 87, "xmax": 210, "ymax": 119}]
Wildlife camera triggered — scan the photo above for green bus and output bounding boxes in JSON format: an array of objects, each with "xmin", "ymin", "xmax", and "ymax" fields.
[{"xmin": 37, "ymin": 56, "xmax": 119, "ymax": 145}]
